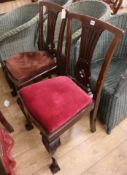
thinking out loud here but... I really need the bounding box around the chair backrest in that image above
[39,1,67,60]
[65,12,123,105]
[103,0,123,14]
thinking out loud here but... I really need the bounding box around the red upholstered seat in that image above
[5,51,56,83]
[19,76,92,134]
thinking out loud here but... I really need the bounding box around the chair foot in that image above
[107,127,112,135]
[41,134,61,172]
[11,89,17,97]
[90,124,96,132]
[0,111,14,133]
[17,98,21,106]
[90,110,96,133]
[49,157,60,174]
[25,123,34,131]
[17,98,33,131]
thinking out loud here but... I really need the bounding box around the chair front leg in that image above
[0,111,14,133]
[4,70,17,96]
[90,109,97,133]
[41,133,61,173]
[17,98,33,130]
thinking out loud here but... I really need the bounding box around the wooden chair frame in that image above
[0,111,14,133]
[3,2,67,96]
[103,0,123,14]
[18,11,123,174]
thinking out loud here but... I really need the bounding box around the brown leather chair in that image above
[3,2,67,96]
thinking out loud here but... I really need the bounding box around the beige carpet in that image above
[0,0,31,14]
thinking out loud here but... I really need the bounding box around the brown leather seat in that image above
[3,2,67,96]
[5,51,56,83]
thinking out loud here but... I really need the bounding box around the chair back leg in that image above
[0,111,14,133]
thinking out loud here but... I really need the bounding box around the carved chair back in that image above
[103,0,123,14]
[65,12,124,111]
[39,2,67,62]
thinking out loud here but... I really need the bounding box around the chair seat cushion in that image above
[19,76,92,134]
[5,51,55,83]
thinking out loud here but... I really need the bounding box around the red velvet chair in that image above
[3,2,67,96]
[18,12,123,173]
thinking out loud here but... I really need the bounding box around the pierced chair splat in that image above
[18,12,123,173]
[3,2,67,96]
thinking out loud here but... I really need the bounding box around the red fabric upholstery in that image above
[0,128,16,175]
[19,76,92,134]
[5,51,55,83]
